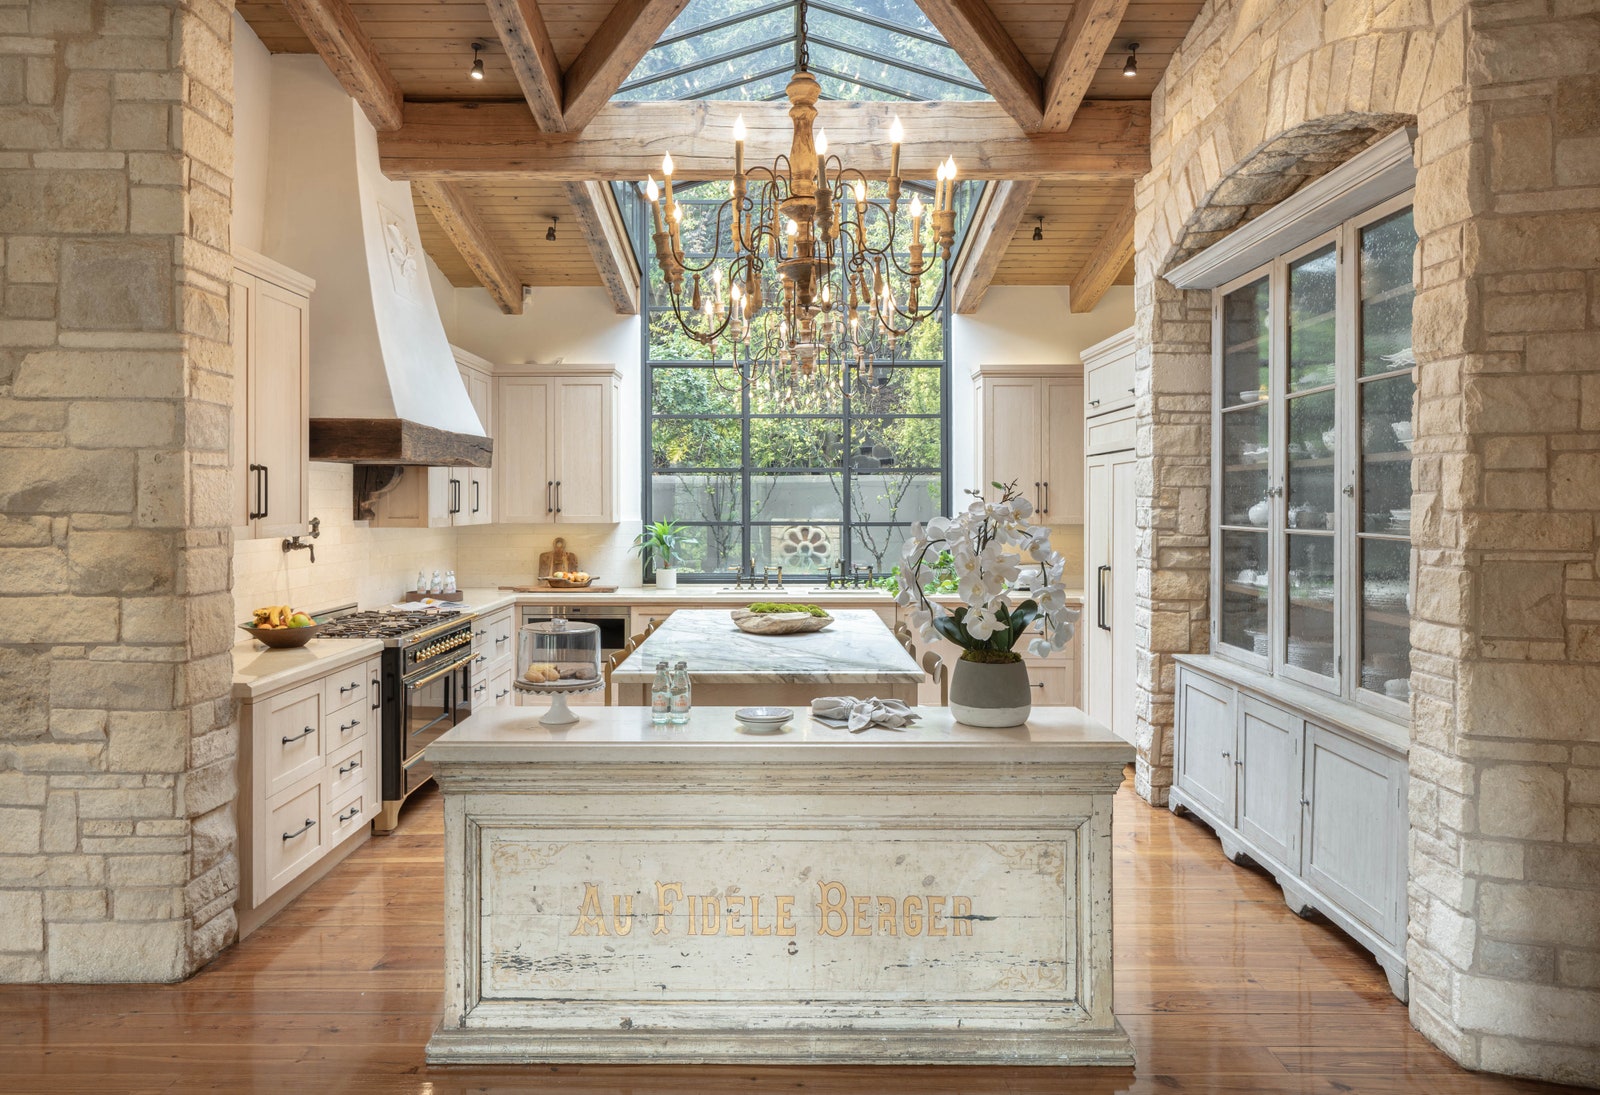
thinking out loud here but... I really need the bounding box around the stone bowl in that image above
[240,623,320,649]
[730,609,833,635]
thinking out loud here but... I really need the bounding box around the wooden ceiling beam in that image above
[380,100,1150,182]
[1070,195,1135,313]
[413,181,526,315]
[561,0,693,132]
[912,0,1044,132]
[277,0,403,131]
[952,179,1039,314]
[1042,0,1131,132]
[563,181,642,315]
[486,0,566,131]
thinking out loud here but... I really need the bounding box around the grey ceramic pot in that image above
[948,656,1032,727]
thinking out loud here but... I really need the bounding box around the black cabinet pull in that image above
[338,759,361,776]
[282,817,315,841]
[281,725,314,745]
[471,479,480,514]
[248,464,266,520]
[337,805,360,823]
[555,480,562,513]
[339,682,357,694]
[1097,565,1111,631]
[1041,480,1049,514]
[260,464,269,520]
[495,689,509,700]
[371,677,380,709]
[546,480,554,513]
[339,718,360,733]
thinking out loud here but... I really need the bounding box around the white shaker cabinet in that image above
[495,366,621,524]
[973,364,1084,524]
[369,347,496,529]
[231,248,313,540]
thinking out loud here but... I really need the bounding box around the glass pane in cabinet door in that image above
[1287,389,1336,529]
[1220,530,1269,656]
[1221,405,1270,526]
[1360,371,1416,534]
[1284,532,1336,679]
[1360,536,1412,701]
[1221,276,1270,405]
[1360,207,1418,377]
[1288,244,1338,391]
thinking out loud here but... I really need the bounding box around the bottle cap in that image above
[674,661,688,669]
[657,660,669,670]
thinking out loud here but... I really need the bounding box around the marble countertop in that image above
[450,586,894,616]
[428,704,1134,766]
[612,608,924,685]
[232,636,383,701]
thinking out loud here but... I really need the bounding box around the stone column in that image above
[1403,4,1600,1084]
[0,0,237,980]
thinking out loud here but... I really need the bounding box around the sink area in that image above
[708,586,891,598]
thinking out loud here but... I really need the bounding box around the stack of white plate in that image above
[734,707,793,734]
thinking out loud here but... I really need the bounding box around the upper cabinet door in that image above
[494,377,554,523]
[1040,377,1084,524]
[247,276,310,539]
[465,368,493,524]
[983,377,1042,504]
[231,273,254,533]
[551,378,613,523]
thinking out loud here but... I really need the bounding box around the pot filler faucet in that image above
[283,517,321,563]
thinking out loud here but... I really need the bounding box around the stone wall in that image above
[0,0,238,980]
[1135,0,1600,1083]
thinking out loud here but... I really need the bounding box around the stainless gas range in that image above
[319,607,477,832]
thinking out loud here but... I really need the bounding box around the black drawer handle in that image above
[281,725,314,745]
[338,805,360,823]
[282,818,315,841]
[339,682,358,694]
[339,718,360,732]
[495,634,509,644]
[338,759,361,776]
[495,689,510,700]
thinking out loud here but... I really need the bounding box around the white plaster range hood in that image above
[261,56,490,467]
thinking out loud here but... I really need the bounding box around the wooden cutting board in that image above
[537,537,577,579]
[499,584,620,594]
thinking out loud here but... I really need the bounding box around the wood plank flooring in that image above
[0,775,1583,1094]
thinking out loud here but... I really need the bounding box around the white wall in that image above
[231,13,271,253]
[452,286,646,588]
[949,284,1135,586]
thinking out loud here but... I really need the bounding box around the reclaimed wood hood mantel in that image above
[309,417,493,467]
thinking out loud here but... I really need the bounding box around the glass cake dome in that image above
[516,618,603,725]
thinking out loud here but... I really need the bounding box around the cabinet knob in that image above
[1300,798,1311,807]
[1220,750,1230,759]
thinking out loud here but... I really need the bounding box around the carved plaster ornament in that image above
[379,201,419,297]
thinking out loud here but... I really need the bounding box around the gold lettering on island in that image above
[571,881,977,938]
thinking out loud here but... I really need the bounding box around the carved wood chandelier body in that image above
[645,0,957,394]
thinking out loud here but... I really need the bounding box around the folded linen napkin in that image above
[811,696,922,733]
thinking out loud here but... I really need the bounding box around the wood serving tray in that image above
[499,584,620,594]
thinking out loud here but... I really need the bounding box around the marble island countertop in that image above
[429,704,1133,765]
[611,608,923,685]
[450,585,894,616]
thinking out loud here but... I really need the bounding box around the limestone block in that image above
[1480,881,1600,949]
[43,888,105,923]
[58,238,173,332]
[0,805,42,855]
[1479,1034,1600,1089]
[0,595,117,644]
[106,711,187,773]
[13,347,182,401]
[0,890,42,952]
[1458,974,1600,1048]
[179,756,233,818]
[40,793,76,854]
[113,887,183,921]
[68,528,176,595]
[66,401,177,449]
[0,170,125,234]
[189,905,235,968]
[48,656,174,712]
[47,918,185,982]
[1559,951,1600,991]
[189,804,233,874]
[1479,560,1565,640]
[135,448,185,528]
[0,546,65,593]
[105,854,186,889]
[1551,453,1600,510]
[75,787,172,821]
[183,855,236,916]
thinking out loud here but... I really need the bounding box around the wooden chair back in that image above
[921,649,948,706]
[603,649,628,707]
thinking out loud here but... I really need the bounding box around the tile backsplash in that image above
[231,463,457,621]
[454,524,642,591]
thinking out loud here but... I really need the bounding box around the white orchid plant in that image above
[896,482,1079,663]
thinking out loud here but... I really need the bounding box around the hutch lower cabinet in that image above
[1171,655,1408,1000]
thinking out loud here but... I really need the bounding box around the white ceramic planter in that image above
[949,657,1032,727]
[655,568,678,590]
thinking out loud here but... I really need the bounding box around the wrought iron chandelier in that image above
[645,0,958,395]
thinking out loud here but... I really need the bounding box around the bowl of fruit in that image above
[241,605,319,648]
[546,570,596,588]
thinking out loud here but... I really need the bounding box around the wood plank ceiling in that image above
[237,0,1202,315]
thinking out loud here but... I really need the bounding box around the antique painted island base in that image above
[424,704,1136,1066]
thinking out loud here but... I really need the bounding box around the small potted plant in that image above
[896,481,1078,726]
[632,520,697,590]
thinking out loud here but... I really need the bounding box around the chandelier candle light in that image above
[897,483,1079,727]
[644,0,958,394]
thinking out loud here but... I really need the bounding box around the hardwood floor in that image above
[0,776,1582,1094]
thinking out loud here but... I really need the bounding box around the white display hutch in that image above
[1163,129,1418,999]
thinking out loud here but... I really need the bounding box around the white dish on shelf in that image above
[1236,390,1262,405]
[734,706,793,731]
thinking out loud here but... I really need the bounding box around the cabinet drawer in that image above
[1086,352,1135,413]
[327,738,370,802]
[328,787,368,845]
[1086,407,1136,455]
[489,664,515,706]
[260,776,325,898]
[324,664,369,716]
[473,608,515,658]
[326,703,369,755]
[1028,662,1076,706]
[258,681,323,798]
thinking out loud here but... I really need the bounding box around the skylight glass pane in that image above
[617,0,991,103]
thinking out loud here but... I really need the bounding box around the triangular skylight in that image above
[615,0,990,102]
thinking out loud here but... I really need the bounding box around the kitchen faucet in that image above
[283,517,321,563]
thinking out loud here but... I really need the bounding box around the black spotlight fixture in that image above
[1032,216,1044,242]
[1123,42,1138,77]
[546,217,558,242]
[470,42,484,80]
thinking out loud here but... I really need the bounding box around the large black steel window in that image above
[634,180,953,582]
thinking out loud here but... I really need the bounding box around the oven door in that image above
[400,651,472,798]
[521,605,630,663]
